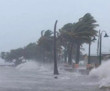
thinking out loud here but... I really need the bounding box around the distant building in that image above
[102,52,110,60]
[84,52,110,65]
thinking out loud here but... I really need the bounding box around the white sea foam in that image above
[89,60,110,88]
[16,61,50,72]
[0,58,14,65]
[16,61,39,71]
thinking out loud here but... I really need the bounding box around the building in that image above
[84,52,110,68]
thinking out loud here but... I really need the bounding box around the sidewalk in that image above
[63,65,89,75]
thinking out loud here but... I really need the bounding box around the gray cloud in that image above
[0,0,110,54]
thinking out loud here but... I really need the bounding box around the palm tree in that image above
[59,13,98,66]
[37,30,54,62]
[59,23,77,64]
[74,13,98,65]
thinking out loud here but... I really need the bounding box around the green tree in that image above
[37,30,54,62]
[59,13,98,65]
[23,43,38,60]
[1,52,6,59]
[74,13,98,64]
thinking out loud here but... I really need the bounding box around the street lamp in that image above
[87,30,109,69]
[98,30,109,65]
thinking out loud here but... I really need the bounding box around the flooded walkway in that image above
[0,66,103,91]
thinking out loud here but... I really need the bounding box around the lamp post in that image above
[98,30,109,65]
[87,30,108,69]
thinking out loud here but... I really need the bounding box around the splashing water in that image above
[16,60,83,81]
[89,60,110,88]
[16,61,50,72]
[0,58,14,66]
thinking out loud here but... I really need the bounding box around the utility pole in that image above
[53,20,59,75]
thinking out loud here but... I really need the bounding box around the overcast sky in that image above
[0,0,110,54]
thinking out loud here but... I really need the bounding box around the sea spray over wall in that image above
[16,60,82,78]
[89,60,110,88]
[0,58,14,65]
[16,60,50,72]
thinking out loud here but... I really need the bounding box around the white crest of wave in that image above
[89,60,110,88]
[16,61,49,72]
[0,58,14,65]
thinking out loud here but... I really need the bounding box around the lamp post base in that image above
[86,64,93,70]
[73,64,79,68]
[95,64,100,68]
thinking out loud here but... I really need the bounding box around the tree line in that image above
[0,13,98,65]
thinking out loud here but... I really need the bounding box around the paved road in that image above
[0,66,104,91]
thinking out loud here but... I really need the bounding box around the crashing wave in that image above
[89,60,110,88]
[16,61,49,72]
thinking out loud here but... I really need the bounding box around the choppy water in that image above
[0,65,103,91]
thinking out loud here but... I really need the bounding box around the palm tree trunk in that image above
[76,41,80,64]
[64,52,67,63]
[68,42,73,65]
[64,46,68,63]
